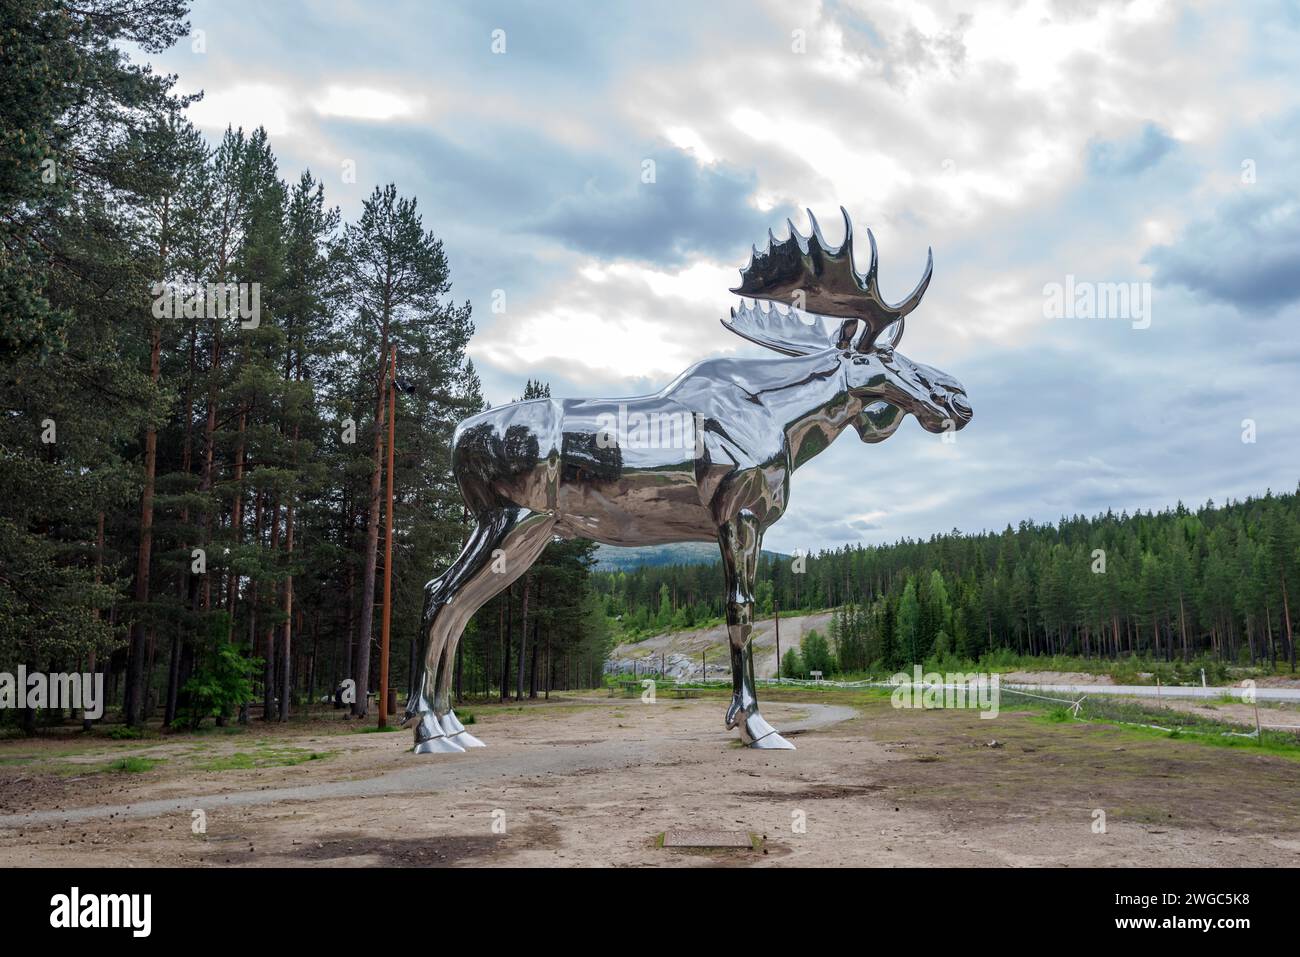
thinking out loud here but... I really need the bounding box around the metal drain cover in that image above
[662,829,753,848]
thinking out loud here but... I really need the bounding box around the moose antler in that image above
[722,302,858,357]
[723,207,932,354]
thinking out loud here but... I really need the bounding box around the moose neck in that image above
[758,352,861,471]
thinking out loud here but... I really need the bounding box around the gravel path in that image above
[0,701,858,829]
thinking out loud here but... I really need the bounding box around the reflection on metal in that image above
[405,208,971,753]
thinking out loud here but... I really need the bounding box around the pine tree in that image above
[342,185,470,715]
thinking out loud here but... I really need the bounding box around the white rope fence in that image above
[996,685,1268,739]
[637,671,1297,741]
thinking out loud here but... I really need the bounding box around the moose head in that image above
[723,207,971,439]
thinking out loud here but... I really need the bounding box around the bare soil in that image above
[1,690,1297,867]
[1146,696,1300,731]
[1002,670,1115,685]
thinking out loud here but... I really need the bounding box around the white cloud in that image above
[149,0,1300,550]
[312,85,423,121]
[186,82,296,135]
[472,258,740,383]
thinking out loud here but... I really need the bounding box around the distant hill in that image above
[593,542,787,571]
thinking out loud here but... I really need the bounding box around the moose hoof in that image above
[749,730,795,750]
[739,711,796,750]
[441,710,486,749]
[411,711,466,755]
[414,736,467,754]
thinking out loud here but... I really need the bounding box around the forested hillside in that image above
[0,1,609,732]
[595,491,1300,672]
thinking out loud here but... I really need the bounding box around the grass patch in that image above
[195,747,336,771]
[1008,688,1300,760]
[104,756,165,773]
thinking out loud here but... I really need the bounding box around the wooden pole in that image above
[774,597,781,681]
[378,346,397,728]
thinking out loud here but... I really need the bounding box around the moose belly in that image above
[553,398,715,545]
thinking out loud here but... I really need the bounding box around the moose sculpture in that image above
[404,208,971,752]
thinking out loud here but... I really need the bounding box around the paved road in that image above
[1004,682,1300,702]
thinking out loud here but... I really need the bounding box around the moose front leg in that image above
[718,511,795,750]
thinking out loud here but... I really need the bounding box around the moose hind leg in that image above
[718,511,794,750]
[411,507,556,753]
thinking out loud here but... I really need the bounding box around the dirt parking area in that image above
[1,690,1298,867]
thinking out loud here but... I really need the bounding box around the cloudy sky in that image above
[148,0,1300,554]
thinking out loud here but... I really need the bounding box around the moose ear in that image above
[835,319,859,350]
[862,318,903,353]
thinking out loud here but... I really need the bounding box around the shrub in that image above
[175,642,262,730]
[801,630,834,675]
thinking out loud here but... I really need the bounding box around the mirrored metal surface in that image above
[405,209,971,754]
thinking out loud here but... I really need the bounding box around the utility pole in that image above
[774,597,781,681]
[378,346,397,729]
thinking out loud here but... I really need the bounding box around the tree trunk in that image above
[1178,593,1188,661]
[280,491,295,721]
[353,338,389,717]
[1266,601,1275,668]
[225,405,248,637]
[343,555,356,697]
[125,321,163,726]
[262,495,279,720]
[529,619,539,699]
[516,576,530,700]
[85,512,104,731]
[500,588,512,701]
[198,321,222,613]
[1281,576,1296,672]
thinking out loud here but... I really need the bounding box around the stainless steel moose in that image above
[404,208,972,752]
